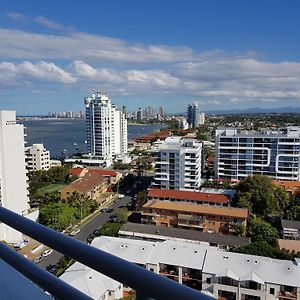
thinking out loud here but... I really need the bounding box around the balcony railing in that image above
[0,206,213,300]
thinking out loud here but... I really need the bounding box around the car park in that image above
[42,249,53,257]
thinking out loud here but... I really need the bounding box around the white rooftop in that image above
[203,249,300,287]
[92,236,219,270]
[60,261,121,299]
[93,236,300,288]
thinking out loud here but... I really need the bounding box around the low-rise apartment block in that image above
[60,173,108,201]
[25,143,50,171]
[119,222,251,250]
[148,188,230,206]
[93,236,300,300]
[153,136,203,191]
[141,200,248,234]
[215,127,300,181]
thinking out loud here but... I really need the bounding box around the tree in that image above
[236,175,291,217]
[135,191,148,210]
[117,209,130,224]
[39,202,76,231]
[286,205,300,221]
[247,217,279,244]
[99,223,122,237]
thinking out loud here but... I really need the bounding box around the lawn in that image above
[36,183,66,196]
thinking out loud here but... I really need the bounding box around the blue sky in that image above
[1,0,300,114]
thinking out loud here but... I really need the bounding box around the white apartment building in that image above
[25,144,50,171]
[93,236,300,300]
[153,136,202,191]
[215,127,300,181]
[0,111,30,243]
[84,91,127,167]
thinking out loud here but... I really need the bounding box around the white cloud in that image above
[34,16,65,30]
[0,61,76,85]
[1,21,300,109]
[0,28,194,63]
[6,12,27,22]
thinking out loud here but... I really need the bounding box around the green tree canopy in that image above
[236,175,291,217]
[39,202,76,231]
[247,217,279,244]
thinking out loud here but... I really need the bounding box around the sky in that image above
[1,0,300,115]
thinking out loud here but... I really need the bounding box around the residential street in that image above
[38,174,152,269]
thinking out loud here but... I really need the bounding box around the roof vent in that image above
[89,276,92,279]
[194,250,198,254]
[287,267,291,271]
[141,247,145,251]
[246,259,250,263]
[173,247,176,250]
[254,260,258,264]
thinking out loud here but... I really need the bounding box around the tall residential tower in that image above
[0,111,30,243]
[187,103,201,128]
[84,91,127,166]
[153,136,203,191]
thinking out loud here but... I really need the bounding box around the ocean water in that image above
[19,119,164,158]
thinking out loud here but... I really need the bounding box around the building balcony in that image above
[278,291,297,299]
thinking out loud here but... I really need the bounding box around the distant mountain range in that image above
[201,106,300,115]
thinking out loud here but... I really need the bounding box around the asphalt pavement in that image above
[38,174,153,270]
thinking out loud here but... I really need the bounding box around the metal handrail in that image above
[0,206,214,300]
[0,241,92,300]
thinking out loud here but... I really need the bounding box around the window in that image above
[270,288,275,295]
[207,277,211,284]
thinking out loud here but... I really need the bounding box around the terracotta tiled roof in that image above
[70,168,86,176]
[277,239,300,252]
[273,180,300,189]
[142,200,249,219]
[88,168,118,177]
[148,188,229,204]
[66,173,106,194]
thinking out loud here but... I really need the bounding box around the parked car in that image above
[69,228,81,236]
[108,215,118,222]
[34,256,44,264]
[106,208,114,213]
[118,194,125,199]
[42,249,53,257]
[100,208,108,213]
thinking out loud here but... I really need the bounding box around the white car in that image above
[69,228,81,236]
[118,194,125,199]
[42,249,53,257]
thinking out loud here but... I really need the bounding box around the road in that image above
[39,174,153,270]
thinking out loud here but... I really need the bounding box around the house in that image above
[276,239,300,253]
[281,219,300,240]
[70,167,122,184]
[147,188,230,207]
[274,180,300,197]
[141,200,248,235]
